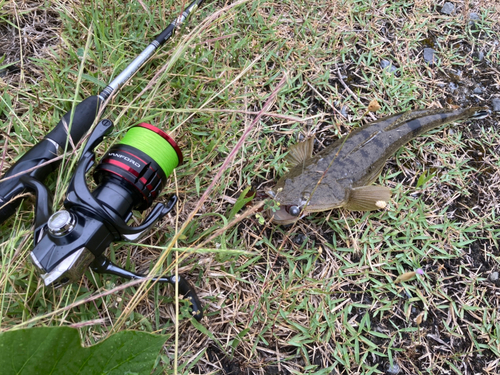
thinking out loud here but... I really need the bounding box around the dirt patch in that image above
[0,1,62,85]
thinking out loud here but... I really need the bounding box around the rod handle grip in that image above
[46,95,102,148]
[0,95,102,224]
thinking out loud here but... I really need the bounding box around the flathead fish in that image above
[267,107,490,224]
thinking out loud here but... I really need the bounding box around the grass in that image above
[1,0,500,374]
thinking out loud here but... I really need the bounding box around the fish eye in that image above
[288,205,301,217]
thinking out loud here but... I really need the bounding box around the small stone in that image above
[380,60,391,69]
[473,86,483,94]
[468,13,481,27]
[490,271,499,282]
[491,98,500,112]
[385,363,401,375]
[380,59,398,74]
[293,233,307,245]
[440,2,455,15]
[423,48,435,64]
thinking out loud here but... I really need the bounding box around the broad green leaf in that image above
[0,327,167,375]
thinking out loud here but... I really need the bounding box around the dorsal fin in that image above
[285,138,314,167]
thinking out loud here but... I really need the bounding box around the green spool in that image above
[119,123,182,177]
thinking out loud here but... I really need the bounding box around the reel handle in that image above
[91,255,203,321]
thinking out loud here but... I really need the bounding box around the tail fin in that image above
[470,108,490,120]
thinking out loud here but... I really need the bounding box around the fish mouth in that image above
[265,190,301,224]
[267,206,305,225]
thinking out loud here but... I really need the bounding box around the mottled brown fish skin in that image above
[268,107,489,224]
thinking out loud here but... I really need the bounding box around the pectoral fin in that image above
[286,138,314,167]
[344,185,392,211]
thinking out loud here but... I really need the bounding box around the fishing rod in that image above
[0,0,205,320]
[0,0,203,222]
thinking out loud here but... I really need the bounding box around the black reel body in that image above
[28,120,202,320]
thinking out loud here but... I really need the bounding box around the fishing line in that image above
[119,123,182,177]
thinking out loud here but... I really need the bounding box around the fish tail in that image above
[406,106,490,135]
[469,108,490,119]
[437,106,490,123]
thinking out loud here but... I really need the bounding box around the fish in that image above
[267,107,490,225]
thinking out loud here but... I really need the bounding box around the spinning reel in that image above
[26,120,202,320]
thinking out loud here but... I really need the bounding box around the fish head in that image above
[266,175,348,225]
